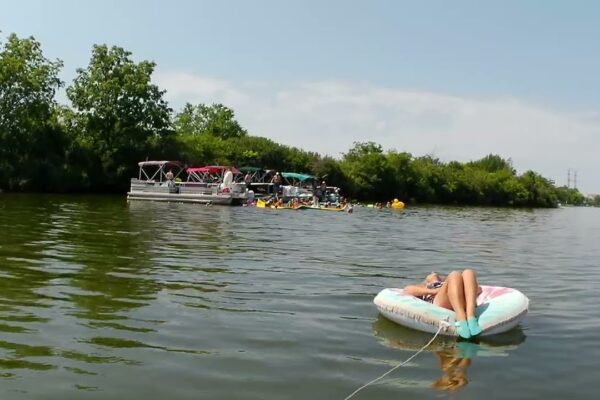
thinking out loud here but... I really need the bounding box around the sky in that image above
[2,0,599,193]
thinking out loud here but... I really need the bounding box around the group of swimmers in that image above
[371,199,406,209]
[263,197,309,208]
[261,196,350,209]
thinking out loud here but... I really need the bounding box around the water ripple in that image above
[1,195,599,399]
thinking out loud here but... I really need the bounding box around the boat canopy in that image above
[239,166,262,173]
[138,160,184,168]
[281,172,316,182]
[239,167,275,183]
[136,161,185,182]
[208,165,241,175]
[186,165,243,183]
[187,166,241,175]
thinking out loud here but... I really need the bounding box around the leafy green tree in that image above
[223,135,289,169]
[555,186,585,205]
[174,103,246,139]
[468,154,515,174]
[66,44,172,191]
[173,133,227,166]
[312,156,352,195]
[404,155,444,203]
[518,171,558,207]
[386,151,413,199]
[342,142,396,200]
[0,33,64,190]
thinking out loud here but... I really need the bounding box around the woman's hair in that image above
[424,272,444,285]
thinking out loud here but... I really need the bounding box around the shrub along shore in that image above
[1,33,591,207]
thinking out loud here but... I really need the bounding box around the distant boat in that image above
[127,161,249,205]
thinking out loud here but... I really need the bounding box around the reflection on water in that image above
[432,347,471,391]
[0,197,244,389]
[372,315,526,391]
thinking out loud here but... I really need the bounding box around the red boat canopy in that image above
[187,166,241,175]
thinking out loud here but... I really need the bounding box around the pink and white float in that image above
[374,286,529,337]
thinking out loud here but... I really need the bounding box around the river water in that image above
[0,194,598,399]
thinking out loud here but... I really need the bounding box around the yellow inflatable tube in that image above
[391,199,405,209]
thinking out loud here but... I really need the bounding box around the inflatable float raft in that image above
[374,285,528,337]
[391,199,405,209]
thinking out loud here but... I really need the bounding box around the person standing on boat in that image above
[165,169,174,187]
[312,178,321,207]
[320,180,327,202]
[272,172,283,196]
[223,168,234,193]
[244,172,253,191]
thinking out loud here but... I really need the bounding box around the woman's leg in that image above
[434,271,471,339]
[462,269,482,336]
[433,271,467,321]
[461,269,478,319]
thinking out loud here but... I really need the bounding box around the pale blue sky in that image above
[2,0,599,192]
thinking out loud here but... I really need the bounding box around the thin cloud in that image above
[155,71,600,193]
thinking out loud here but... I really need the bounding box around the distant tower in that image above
[567,169,571,188]
[574,170,578,189]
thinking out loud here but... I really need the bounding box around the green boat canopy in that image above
[281,172,316,182]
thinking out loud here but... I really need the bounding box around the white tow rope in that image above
[343,322,447,400]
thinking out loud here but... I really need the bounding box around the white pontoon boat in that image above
[127,161,247,205]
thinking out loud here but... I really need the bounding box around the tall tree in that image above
[67,44,172,190]
[342,142,396,199]
[0,33,64,190]
[174,103,247,139]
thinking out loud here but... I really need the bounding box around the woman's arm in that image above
[403,284,439,297]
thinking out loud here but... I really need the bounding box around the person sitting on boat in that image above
[403,269,483,339]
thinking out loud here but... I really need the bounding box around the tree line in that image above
[0,32,590,207]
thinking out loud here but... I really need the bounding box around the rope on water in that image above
[343,322,447,400]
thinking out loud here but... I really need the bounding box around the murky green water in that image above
[0,194,598,399]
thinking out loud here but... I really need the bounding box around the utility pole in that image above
[574,170,578,190]
[567,169,571,188]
